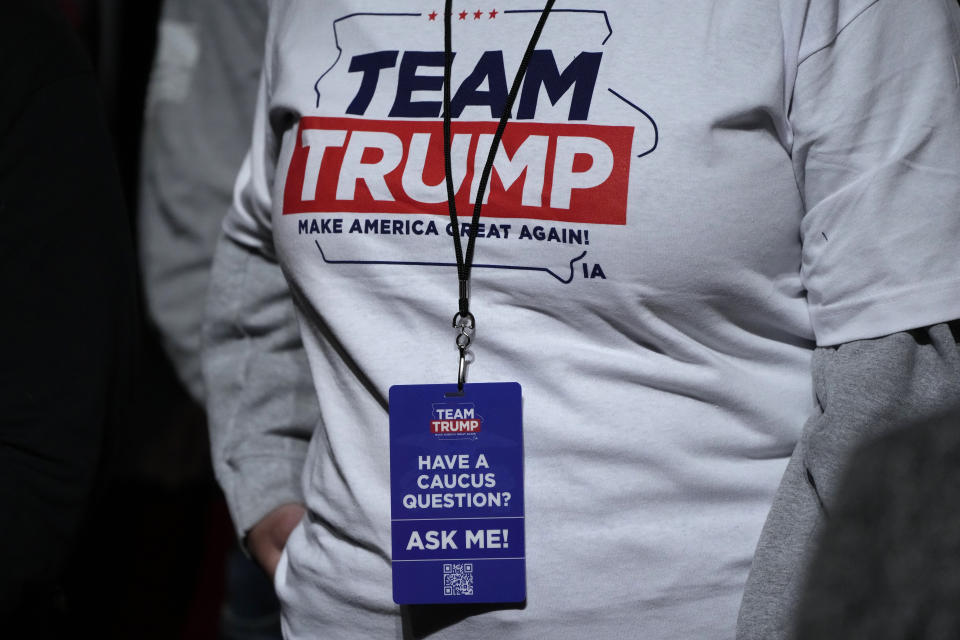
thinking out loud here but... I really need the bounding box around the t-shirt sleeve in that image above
[791,0,960,346]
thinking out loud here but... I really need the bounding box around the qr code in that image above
[443,563,474,596]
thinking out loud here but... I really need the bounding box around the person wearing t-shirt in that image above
[203,1,960,637]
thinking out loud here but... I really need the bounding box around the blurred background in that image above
[48,1,262,637]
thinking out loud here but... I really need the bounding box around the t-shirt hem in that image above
[810,278,960,346]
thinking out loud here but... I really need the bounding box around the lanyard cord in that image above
[444,0,555,387]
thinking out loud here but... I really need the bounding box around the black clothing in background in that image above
[0,1,137,628]
[795,406,960,640]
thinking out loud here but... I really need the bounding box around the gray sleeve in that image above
[202,231,320,541]
[736,321,960,640]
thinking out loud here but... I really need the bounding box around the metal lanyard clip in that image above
[452,311,475,391]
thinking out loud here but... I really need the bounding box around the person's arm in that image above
[737,322,960,639]
[738,0,960,636]
[204,227,315,574]
[202,7,317,575]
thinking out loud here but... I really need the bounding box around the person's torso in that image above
[266,2,816,637]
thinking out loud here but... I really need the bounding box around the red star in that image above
[473,9,483,19]
[458,10,468,20]
[489,9,498,19]
[428,10,437,20]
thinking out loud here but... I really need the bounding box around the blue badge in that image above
[389,382,524,604]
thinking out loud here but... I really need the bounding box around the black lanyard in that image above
[443,0,555,389]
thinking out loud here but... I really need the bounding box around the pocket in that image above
[274,508,309,594]
[274,542,290,594]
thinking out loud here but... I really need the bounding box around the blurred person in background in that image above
[138,0,285,638]
[3,0,267,637]
[794,404,960,640]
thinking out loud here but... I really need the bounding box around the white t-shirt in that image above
[219,1,960,637]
